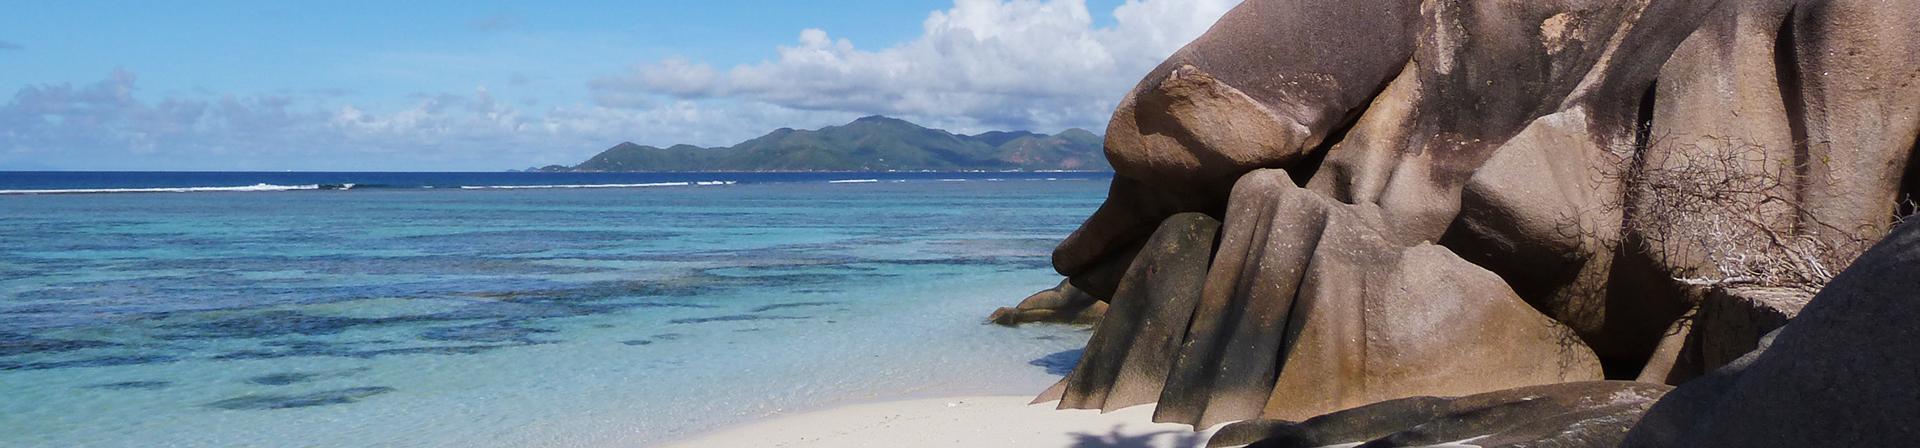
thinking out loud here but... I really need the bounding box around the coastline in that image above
[652,396,1220,448]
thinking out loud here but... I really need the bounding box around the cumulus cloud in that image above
[2,1,1240,170]
[592,0,1240,132]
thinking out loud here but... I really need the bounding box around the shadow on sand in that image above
[1030,348,1084,376]
[1069,424,1205,448]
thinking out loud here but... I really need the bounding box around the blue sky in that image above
[0,0,1238,171]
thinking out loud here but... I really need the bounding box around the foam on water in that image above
[458,182,716,190]
[0,183,325,195]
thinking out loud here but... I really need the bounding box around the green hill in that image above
[559,116,1109,172]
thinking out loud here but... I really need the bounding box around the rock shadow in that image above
[1031,349,1085,376]
[1069,425,1204,448]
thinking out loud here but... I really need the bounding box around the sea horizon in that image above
[0,171,1114,195]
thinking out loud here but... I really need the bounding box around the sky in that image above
[0,0,1241,171]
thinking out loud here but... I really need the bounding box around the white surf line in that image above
[0,183,323,195]
[458,182,692,190]
[458,180,741,190]
[827,179,880,184]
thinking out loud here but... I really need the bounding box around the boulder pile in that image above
[995,0,1920,445]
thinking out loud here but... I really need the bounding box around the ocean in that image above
[0,171,1107,447]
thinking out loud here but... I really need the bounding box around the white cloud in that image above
[593,0,1240,132]
[0,71,859,170]
[1,1,1239,170]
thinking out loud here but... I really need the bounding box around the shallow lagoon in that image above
[0,174,1105,446]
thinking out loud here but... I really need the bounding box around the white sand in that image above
[655,396,1222,448]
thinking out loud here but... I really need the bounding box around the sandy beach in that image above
[657,396,1222,448]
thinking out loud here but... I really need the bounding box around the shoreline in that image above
[651,396,1220,448]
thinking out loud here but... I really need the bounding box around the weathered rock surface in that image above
[1622,221,1920,447]
[1053,177,1204,301]
[1025,0,1920,440]
[1693,287,1809,372]
[1632,314,1701,385]
[1152,171,1600,427]
[988,279,1107,326]
[1058,213,1219,412]
[1210,381,1672,448]
[1102,0,1420,194]
[1634,286,1811,385]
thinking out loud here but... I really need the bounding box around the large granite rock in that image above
[1023,0,1920,439]
[1211,381,1671,448]
[1052,177,1205,301]
[988,279,1107,326]
[1101,0,1420,195]
[1153,171,1600,428]
[1693,287,1809,372]
[1634,286,1811,385]
[1049,0,1919,378]
[1621,221,1920,447]
[1056,213,1220,412]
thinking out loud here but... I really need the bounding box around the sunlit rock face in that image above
[988,279,1107,326]
[1044,0,1920,435]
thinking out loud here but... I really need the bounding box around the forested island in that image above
[536,116,1107,172]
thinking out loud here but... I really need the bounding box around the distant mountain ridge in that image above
[546,116,1109,172]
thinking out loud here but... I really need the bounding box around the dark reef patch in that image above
[162,299,629,342]
[172,311,377,339]
[395,229,685,255]
[635,302,717,309]
[246,367,370,386]
[419,320,555,344]
[204,386,397,410]
[247,372,321,386]
[668,315,810,325]
[750,302,842,313]
[0,354,179,371]
[0,332,117,357]
[81,380,173,390]
[215,342,534,361]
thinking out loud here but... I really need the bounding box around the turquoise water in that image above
[0,175,1104,447]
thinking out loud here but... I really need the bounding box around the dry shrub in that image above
[1608,136,1907,293]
